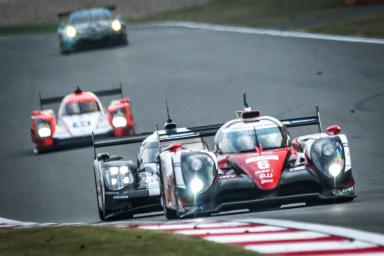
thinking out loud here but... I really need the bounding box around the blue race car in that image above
[57,6,128,54]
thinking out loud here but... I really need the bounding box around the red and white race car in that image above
[31,86,134,153]
[158,96,356,219]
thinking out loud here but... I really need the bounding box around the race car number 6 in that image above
[257,160,270,169]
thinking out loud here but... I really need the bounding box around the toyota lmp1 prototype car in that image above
[57,6,128,54]
[31,86,134,154]
[158,97,356,219]
[92,114,215,220]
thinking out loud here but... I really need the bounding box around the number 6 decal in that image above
[257,160,270,169]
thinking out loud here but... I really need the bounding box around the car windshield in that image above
[218,126,284,154]
[141,147,159,164]
[70,9,111,24]
[64,100,100,115]
[160,138,206,151]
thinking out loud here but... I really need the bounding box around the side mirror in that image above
[326,125,341,135]
[218,156,229,170]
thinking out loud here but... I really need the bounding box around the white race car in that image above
[31,86,134,153]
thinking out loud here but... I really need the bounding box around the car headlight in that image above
[190,177,204,194]
[111,19,122,31]
[37,126,51,138]
[311,138,345,178]
[36,120,52,138]
[112,115,127,128]
[181,152,216,195]
[103,165,133,190]
[329,163,342,177]
[65,25,77,38]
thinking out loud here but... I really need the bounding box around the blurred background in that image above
[1,0,384,38]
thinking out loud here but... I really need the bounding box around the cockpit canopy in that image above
[216,118,287,154]
[70,8,112,24]
[63,100,100,115]
[60,93,101,116]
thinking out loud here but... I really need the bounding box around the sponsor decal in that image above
[245,155,279,164]
[146,176,159,184]
[113,195,129,199]
[72,120,91,128]
[261,179,273,184]
[257,160,270,169]
[219,175,237,179]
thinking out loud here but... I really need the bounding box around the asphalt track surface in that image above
[0,25,383,233]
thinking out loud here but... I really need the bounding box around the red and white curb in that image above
[135,219,384,256]
[2,217,384,255]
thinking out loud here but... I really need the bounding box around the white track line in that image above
[132,21,384,45]
[240,218,384,246]
[204,230,328,243]
[175,225,285,235]
[138,221,247,230]
[246,240,375,254]
[321,253,384,256]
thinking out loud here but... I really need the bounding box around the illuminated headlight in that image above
[65,25,77,38]
[329,163,342,177]
[110,166,119,176]
[190,177,204,194]
[190,158,203,171]
[38,126,51,138]
[122,176,130,184]
[111,19,122,31]
[103,165,133,190]
[181,152,216,195]
[112,116,127,128]
[311,138,345,178]
[322,143,335,156]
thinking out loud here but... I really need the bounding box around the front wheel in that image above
[164,206,178,220]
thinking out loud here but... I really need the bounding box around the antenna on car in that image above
[75,86,82,94]
[119,82,123,98]
[243,93,249,108]
[315,104,323,133]
[91,132,96,159]
[38,93,43,110]
[164,98,176,131]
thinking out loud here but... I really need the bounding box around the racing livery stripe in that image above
[2,217,384,255]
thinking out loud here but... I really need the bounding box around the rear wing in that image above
[92,105,323,157]
[92,124,222,158]
[57,5,116,19]
[39,85,124,110]
[280,105,322,133]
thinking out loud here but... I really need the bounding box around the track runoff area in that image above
[2,217,384,255]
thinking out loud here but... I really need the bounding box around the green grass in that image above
[0,24,56,35]
[304,12,384,37]
[0,226,261,256]
[128,0,346,28]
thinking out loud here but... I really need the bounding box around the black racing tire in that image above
[98,208,107,221]
[60,47,71,55]
[164,207,178,220]
[159,158,179,220]
[120,34,128,46]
